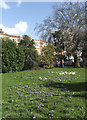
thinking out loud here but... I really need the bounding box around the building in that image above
[32,38,49,55]
[0,29,22,44]
[0,29,49,55]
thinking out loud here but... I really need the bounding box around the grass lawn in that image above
[1,68,87,119]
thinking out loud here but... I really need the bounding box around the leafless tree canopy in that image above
[35,2,86,56]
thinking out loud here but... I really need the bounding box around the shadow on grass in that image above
[44,81,87,99]
[45,81,87,92]
[72,93,87,98]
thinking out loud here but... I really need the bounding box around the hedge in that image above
[2,39,25,73]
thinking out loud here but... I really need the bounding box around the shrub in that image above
[19,35,41,70]
[2,39,25,73]
[23,58,34,70]
[41,43,56,68]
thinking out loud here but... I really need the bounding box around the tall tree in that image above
[41,43,56,68]
[2,39,25,73]
[35,2,86,56]
[19,35,39,70]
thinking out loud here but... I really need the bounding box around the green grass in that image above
[2,68,87,119]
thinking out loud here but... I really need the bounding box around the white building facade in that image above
[0,29,22,44]
[0,29,49,55]
[33,39,48,55]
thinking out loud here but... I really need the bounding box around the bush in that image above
[43,64,54,69]
[33,61,38,67]
[19,35,41,70]
[41,43,56,68]
[30,61,39,70]
[2,39,25,73]
[23,58,34,70]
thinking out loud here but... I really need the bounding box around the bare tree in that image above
[35,2,86,56]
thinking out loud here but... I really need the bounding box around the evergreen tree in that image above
[19,35,40,70]
[2,39,25,73]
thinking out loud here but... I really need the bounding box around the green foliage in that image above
[2,39,25,73]
[41,43,56,68]
[31,61,43,70]
[19,35,40,70]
